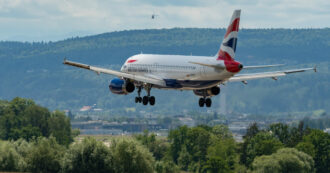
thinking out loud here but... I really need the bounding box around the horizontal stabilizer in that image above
[243,64,284,69]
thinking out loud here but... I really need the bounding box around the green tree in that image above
[186,127,211,164]
[111,138,155,173]
[63,137,113,173]
[300,129,330,173]
[155,160,179,173]
[135,130,169,161]
[240,131,283,167]
[0,140,25,172]
[48,110,73,146]
[240,123,260,166]
[211,124,232,140]
[252,148,314,173]
[207,138,237,171]
[269,123,290,146]
[25,137,65,173]
[203,156,229,173]
[296,142,316,158]
[168,126,189,163]
[0,98,74,146]
[177,145,190,171]
[243,122,260,140]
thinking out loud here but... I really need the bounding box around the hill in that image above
[0,28,329,114]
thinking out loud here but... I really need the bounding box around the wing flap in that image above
[63,59,166,87]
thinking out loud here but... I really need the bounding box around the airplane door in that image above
[200,66,206,77]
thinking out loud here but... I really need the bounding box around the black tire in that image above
[126,82,135,93]
[205,98,212,107]
[149,96,155,106]
[211,86,220,95]
[142,96,149,105]
[199,98,205,107]
[138,97,142,103]
[135,97,139,103]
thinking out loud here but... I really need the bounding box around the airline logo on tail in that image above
[217,10,241,61]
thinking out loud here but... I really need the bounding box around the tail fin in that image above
[217,9,241,61]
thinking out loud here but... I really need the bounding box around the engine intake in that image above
[193,86,220,97]
[109,78,135,95]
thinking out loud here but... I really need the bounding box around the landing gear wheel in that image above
[205,98,212,107]
[149,96,155,106]
[135,97,142,103]
[142,96,149,105]
[199,98,205,107]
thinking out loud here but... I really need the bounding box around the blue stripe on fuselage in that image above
[162,79,220,89]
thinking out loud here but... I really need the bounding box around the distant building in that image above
[179,117,195,127]
[80,106,92,112]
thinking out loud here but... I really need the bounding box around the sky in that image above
[0,0,329,42]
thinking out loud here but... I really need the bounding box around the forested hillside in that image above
[0,28,329,113]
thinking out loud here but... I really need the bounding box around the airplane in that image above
[151,14,157,19]
[64,9,316,107]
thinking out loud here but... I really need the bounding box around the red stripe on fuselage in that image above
[224,18,240,38]
[127,59,137,63]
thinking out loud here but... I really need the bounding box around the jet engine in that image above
[109,78,135,95]
[193,86,220,97]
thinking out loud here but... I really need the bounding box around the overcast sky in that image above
[1,0,329,42]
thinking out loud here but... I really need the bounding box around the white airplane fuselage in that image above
[120,54,239,90]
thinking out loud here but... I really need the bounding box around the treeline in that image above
[1,123,328,173]
[1,28,330,63]
[136,123,329,173]
[0,137,156,173]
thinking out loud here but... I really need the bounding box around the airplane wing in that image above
[229,67,316,82]
[63,59,166,86]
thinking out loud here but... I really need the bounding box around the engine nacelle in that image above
[109,78,135,95]
[193,86,220,97]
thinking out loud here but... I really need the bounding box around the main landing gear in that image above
[135,85,156,106]
[199,97,212,107]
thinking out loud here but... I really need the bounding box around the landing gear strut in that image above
[135,86,142,103]
[135,84,156,106]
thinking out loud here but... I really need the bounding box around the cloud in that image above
[0,0,329,41]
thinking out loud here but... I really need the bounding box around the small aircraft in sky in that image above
[151,13,158,19]
[64,10,316,107]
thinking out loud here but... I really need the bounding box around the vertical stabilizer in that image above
[217,10,241,61]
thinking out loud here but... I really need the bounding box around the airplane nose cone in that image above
[224,60,243,73]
